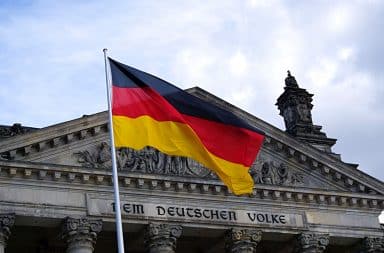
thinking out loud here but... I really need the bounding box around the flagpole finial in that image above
[103,48,108,53]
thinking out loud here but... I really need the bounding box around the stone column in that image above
[144,223,182,253]
[61,217,102,253]
[295,232,329,253]
[0,214,15,253]
[360,237,384,253]
[225,228,262,253]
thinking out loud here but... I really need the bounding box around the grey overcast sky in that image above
[0,0,383,183]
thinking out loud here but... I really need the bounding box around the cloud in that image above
[0,0,383,183]
[228,51,249,77]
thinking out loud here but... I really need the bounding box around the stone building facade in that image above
[0,73,383,252]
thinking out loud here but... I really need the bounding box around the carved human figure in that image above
[297,104,312,122]
[225,228,262,253]
[143,147,159,173]
[124,148,146,172]
[277,163,289,183]
[261,162,274,184]
[251,159,304,187]
[285,71,299,88]
[96,142,111,164]
[144,223,182,253]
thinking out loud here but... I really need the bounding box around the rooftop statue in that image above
[285,70,299,88]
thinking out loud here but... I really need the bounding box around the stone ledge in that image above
[1,127,381,198]
[0,112,382,197]
[1,124,109,161]
[263,135,383,196]
[0,160,383,210]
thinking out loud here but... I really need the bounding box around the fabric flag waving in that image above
[109,58,265,195]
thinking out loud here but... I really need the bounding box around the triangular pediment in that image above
[0,88,383,196]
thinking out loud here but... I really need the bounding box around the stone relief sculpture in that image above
[74,142,112,169]
[74,144,216,178]
[116,146,217,178]
[74,143,305,186]
[249,158,305,186]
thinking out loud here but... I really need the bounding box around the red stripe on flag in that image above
[112,86,264,166]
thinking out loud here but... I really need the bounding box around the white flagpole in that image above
[103,48,125,253]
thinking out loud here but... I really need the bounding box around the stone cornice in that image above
[0,112,108,154]
[0,160,383,211]
[0,89,383,197]
[261,137,384,195]
[0,118,382,197]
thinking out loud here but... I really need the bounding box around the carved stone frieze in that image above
[295,232,329,253]
[144,223,182,253]
[250,157,305,186]
[225,228,262,253]
[360,237,384,253]
[61,217,102,253]
[74,143,216,179]
[74,142,112,169]
[0,213,15,247]
[74,143,307,187]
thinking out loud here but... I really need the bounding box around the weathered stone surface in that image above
[144,223,182,253]
[0,213,15,251]
[75,144,216,178]
[250,158,305,186]
[86,195,305,228]
[295,232,329,253]
[73,143,345,191]
[305,211,382,229]
[276,71,336,153]
[61,217,102,253]
[0,123,37,140]
[360,237,384,253]
[225,228,262,253]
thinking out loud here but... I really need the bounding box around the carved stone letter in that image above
[144,223,182,253]
[61,217,102,253]
[225,228,262,253]
[295,232,329,253]
[0,213,15,253]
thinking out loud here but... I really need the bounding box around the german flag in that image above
[109,58,264,195]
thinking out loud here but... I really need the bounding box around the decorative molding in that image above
[144,223,182,253]
[295,232,329,253]
[74,143,307,188]
[261,136,381,195]
[61,217,102,252]
[1,119,382,196]
[225,228,262,253]
[70,139,383,196]
[0,213,15,247]
[0,123,108,161]
[0,160,383,209]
